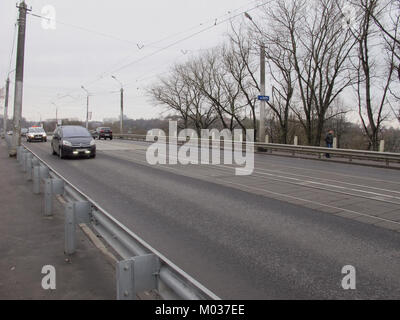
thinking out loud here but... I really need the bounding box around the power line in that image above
[28,1,269,106]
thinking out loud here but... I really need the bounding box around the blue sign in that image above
[258,95,270,102]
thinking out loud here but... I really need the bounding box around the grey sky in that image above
[1,0,259,122]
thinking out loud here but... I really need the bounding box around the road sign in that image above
[258,95,270,102]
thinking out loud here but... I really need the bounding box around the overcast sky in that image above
[0,0,260,122]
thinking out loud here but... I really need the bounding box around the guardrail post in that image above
[33,165,40,194]
[44,179,53,216]
[43,178,64,216]
[333,137,337,149]
[25,153,33,181]
[20,151,27,171]
[65,202,76,255]
[294,136,298,146]
[17,146,23,164]
[39,165,49,181]
[117,254,160,300]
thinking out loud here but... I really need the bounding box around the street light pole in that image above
[260,45,266,143]
[111,75,124,134]
[81,86,89,129]
[245,12,266,143]
[52,102,58,126]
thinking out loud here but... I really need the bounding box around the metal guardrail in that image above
[114,134,400,167]
[3,135,219,300]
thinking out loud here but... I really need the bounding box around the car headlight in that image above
[90,139,95,146]
[28,134,34,138]
[63,140,72,147]
[43,133,47,137]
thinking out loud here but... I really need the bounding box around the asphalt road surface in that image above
[23,139,400,299]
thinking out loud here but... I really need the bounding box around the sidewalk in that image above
[0,141,115,299]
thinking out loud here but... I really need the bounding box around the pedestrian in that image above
[325,130,334,158]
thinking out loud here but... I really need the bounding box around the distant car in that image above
[7,131,13,135]
[26,127,47,142]
[95,127,113,140]
[51,125,96,159]
[21,128,28,137]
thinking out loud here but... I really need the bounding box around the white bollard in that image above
[379,140,385,153]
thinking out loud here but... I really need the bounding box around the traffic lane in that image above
[109,138,400,185]
[25,141,400,299]
[100,139,400,194]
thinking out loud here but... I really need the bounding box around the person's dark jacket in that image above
[325,133,334,145]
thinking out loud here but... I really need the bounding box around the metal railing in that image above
[114,133,400,167]
[3,135,219,300]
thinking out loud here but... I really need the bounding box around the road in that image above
[24,139,400,299]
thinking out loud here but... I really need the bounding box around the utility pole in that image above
[10,1,30,157]
[3,77,10,136]
[81,86,89,129]
[111,75,124,134]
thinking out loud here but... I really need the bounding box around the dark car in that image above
[26,127,47,142]
[95,127,113,140]
[51,126,96,159]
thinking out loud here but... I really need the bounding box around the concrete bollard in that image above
[379,140,385,153]
[265,135,269,144]
[333,137,337,149]
[294,136,298,146]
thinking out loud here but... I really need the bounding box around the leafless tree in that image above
[350,0,398,150]
[257,0,356,146]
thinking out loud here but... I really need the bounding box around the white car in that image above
[26,127,47,142]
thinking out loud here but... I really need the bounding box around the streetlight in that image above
[245,12,266,144]
[81,85,90,129]
[51,102,58,126]
[111,75,124,134]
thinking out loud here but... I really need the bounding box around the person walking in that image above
[325,130,334,158]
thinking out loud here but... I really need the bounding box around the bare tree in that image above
[148,64,217,133]
[258,0,357,146]
[350,0,398,150]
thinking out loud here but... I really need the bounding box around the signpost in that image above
[258,95,270,102]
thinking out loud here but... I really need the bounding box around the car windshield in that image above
[28,127,44,133]
[62,127,91,138]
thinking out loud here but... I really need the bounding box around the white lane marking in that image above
[252,165,400,195]
[104,150,400,226]
[115,139,400,186]
[118,148,400,204]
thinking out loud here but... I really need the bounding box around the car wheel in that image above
[91,154,96,159]
[59,147,65,159]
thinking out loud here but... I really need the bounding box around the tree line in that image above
[148,0,400,151]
